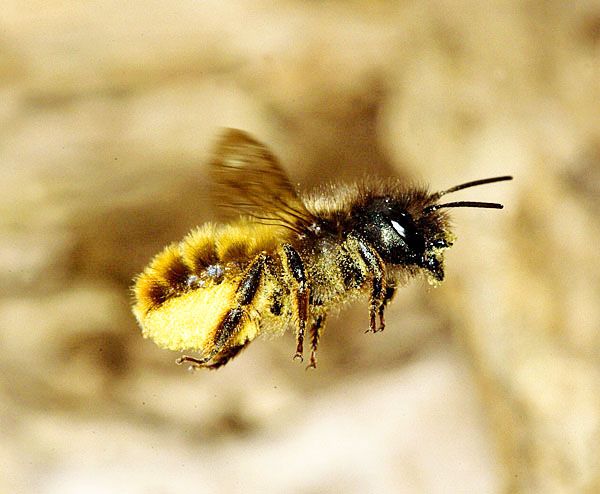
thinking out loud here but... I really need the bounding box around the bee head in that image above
[352,176,512,283]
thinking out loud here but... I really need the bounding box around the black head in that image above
[352,175,512,282]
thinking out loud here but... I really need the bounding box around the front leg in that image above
[350,236,387,333]
[281,244,310,362]
[378,285,396,331]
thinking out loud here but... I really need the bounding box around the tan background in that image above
[2,1,599,493]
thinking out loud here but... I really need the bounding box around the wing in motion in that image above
[210,129,315,235]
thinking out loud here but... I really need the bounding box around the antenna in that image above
[424,175,512,214]
[431,175,513,201]
[424,201,504,213]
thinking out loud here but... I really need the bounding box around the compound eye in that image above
[431,238,449,248]
[391,219,407,240]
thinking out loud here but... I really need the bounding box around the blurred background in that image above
[1,1,599,493]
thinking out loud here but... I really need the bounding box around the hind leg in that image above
[177,252,267,369]
[177,342,249,369]
[205,342,249,369]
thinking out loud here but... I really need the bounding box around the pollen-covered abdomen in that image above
[132,220,285,355]
[138,281,249,352]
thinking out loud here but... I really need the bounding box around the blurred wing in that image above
[210,129,314,234]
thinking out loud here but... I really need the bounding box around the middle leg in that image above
[307,315,326,369]
[281,244,310,362]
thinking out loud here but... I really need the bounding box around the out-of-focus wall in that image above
[1,1,599,493]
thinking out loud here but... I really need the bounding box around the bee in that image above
[132,129,512,369]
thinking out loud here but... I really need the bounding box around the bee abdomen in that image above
[133,221,283,318]
[181,223,220,274]
[134,224,227,315]
[133,244,185,314]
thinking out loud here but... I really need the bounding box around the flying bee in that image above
[132,129,512,369]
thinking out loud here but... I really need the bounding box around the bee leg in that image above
[204,342,249,369]
[178,342,249,370]
[177,252,267,368]
[306,315,326,369]
[352,237,387,333]
[281,244,309,362]
[378,285,396,332]
[176,355,208,369]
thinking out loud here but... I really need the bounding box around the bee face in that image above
[352,196,452,282]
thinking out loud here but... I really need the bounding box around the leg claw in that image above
[176,355,209,370]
